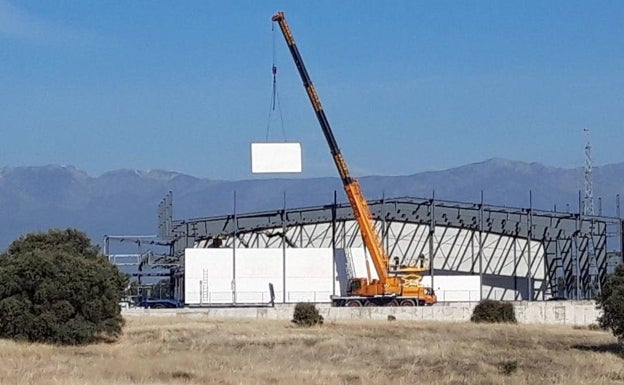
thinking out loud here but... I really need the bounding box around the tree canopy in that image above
[598,263,624,343]
[0,229,127,345]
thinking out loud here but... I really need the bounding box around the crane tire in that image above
[400,299,416,306]
[346,300,362,307]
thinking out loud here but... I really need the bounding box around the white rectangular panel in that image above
[184,248,233,304]
[421,275,481,302]
[235,249,284,303]
[251,142,302,173]
[285,248,334,302]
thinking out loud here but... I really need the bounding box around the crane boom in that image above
[271,12,436,306]
[272,11,389,283]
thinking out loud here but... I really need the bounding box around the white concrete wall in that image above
[284,248,335,302]
[183,248,338,305]
[236,249,283,303]
[183,247,490,305]
[421,275,481,302]
[184,248,233,304]
[124,301,601,326]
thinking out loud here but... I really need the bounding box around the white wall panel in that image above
[235,249,283,303]
[421,275,481,302]
[184,248,233,304]
[183,247,484,304]
[251,142,302,173]
[285,248,334,302]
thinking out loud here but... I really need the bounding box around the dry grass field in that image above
[0,316,622,385]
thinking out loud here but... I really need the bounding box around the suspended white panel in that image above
[251,142,302,173]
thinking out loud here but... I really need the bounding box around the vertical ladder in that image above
[201,269,210,304]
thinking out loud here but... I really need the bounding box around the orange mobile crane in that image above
[272,12,437,307]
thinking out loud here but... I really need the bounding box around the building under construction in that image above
[106,13,622,307]
[121,190,624,305]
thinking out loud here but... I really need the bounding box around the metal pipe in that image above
[479,191,484,298]
[598,197,602,216]
[282,192,287,303]
[232,190,237,304]
[429,191,436,291]
[527,190,533,301]
[331,190,337,297]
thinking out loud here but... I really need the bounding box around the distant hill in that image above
[0,158,623,250]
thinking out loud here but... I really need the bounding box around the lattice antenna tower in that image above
[583,128,594,216]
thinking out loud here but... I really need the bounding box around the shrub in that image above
[499,359,519,375]
[597,263,624,342]
[588,323,604,331]
[292,302,323,327]
[471,300,517,323]
[574,323,604,331]
[0,229,128,345]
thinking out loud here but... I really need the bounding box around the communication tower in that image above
[582,128,600,297]
[583,128,594,216]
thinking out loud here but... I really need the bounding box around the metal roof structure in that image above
[157,192,623,301]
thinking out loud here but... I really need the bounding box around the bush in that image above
[292,302,323,327]
[597,264,624,342]
[499,359,519,375]
[588,323,604,331]
[0,229,128,345]
[574,323,604,331]
[471,300,517,323]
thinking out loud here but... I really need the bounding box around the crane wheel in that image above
[364,300,376,307]
[399,299,416,306]
[346,300,362,307]
[386,300,399,306]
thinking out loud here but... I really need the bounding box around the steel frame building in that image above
[157,192,623,301]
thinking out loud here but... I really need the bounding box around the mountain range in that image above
[0,158,622,251]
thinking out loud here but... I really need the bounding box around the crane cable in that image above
[265,22,287,142]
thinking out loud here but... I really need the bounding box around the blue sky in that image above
[1,1,622,179]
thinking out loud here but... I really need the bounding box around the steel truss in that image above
[158,192,623,301]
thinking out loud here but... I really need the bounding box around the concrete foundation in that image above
[123,300,601,326]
